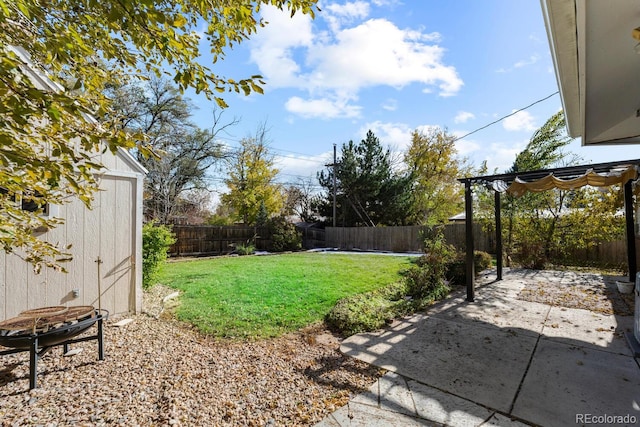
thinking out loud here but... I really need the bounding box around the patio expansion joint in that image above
[507,306,550,415]
[401,374,537,427]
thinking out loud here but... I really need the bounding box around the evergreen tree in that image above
[317,130,412,226]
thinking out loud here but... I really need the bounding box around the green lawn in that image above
[157,252,414,339]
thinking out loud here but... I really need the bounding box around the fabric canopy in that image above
[506,164,638,197]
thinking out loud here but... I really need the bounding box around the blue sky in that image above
[187,0,635,195]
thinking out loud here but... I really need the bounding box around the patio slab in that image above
[317,269,640,427]
[542,306,634,355]
[512,339,640,425]
[341,315,539,412]
[427,291,550,337]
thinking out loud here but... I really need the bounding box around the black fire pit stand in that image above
[0,309,108,389]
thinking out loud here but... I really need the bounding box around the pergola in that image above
[458,159,640,302]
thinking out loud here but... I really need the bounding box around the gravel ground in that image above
[0,286,383,426]
[1,270,634,426]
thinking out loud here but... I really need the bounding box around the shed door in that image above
[84,175,136,315]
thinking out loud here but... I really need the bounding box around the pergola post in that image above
[495,190,502,281]
[624,180,637,282]
[465,181,475,302]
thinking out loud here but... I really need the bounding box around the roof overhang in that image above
[541,0,640,145]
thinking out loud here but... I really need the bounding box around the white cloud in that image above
[453,139,480,157]
[503,110,536,132]
[248,6,314,88]
[381,98,398,111]
[496,54,541,73]
[249,6,463,117]
[324,1,370,32]
[529,33,543,43]
[358,122,450,154]
[514,54,540,69]
[305,19,459,95]
[481,140,528,172]
[371,0,401,6]
[325,1,370,19]
[359,121,414,151]
[285,96,362,119]
[273,151,330,181]
[448,130,525,172]
[454,111,475,124]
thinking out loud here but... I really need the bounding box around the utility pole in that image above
[332,143,337,227]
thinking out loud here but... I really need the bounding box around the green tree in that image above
[404,128,470,225]
[109,78,236,223]
[318,130,412,226]
[221,130,283,225]
[557,187,625,262]
[0,0,317,271]
[502,111,573,265]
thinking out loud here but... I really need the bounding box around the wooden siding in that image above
[0,175,140,320]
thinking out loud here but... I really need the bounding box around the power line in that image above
[216,136,330,160]
[453,91,559,142]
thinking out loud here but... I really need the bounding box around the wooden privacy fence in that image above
[554,239,628,267]
[325,224,494,253]
[168,225,270,256]
[168,224,630,267]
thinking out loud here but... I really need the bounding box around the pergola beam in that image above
[461,159,640,186]
[459,158,639,300]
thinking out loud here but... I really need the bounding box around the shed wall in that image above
[0,174,141,320]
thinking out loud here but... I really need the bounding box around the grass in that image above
[157,252,414,339]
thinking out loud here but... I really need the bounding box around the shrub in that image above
[326,227,456,337]
[446,250,493,286]
[404,227,454,299]
[325,282,411,336]
[235,243,255,256]
[142,222,176,289]
[512,242,547,269]
[268,216,301,252]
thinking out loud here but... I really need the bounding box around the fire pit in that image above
[0,305,108,389]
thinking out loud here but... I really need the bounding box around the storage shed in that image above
[0,154,146,321]
[0,48,147,320]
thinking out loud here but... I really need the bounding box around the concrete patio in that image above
[315,269,640,426]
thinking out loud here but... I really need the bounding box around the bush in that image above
[325,282,411,336]
[142,222,176,289]
[235,243,255,256]
[268,216,301,252]
[404,227,454,299]
[326,227,456,337]
[512,242,547,269]
[446,250,493,286]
